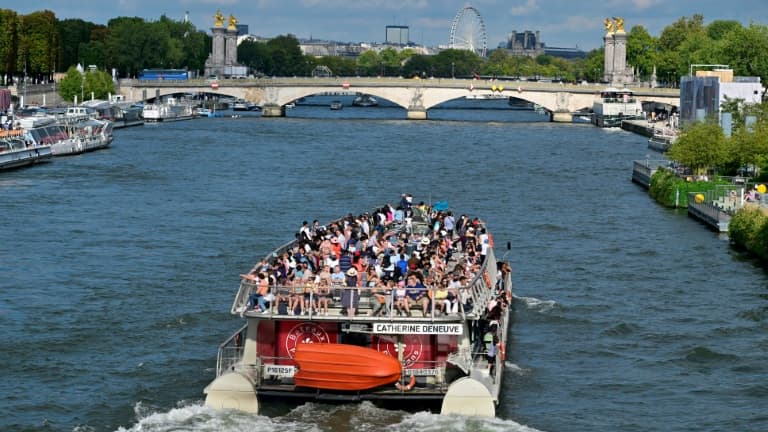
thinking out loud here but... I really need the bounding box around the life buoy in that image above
[395,375,416,391]
[483,271,492,288]
[499,343,505,362]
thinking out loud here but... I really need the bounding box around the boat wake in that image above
[107,400,545,432]
[515,295,557,312]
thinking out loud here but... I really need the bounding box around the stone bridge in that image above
[118,77,679,121]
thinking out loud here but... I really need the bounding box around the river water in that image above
[1,99,766,432]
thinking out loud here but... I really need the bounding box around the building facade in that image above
[386,26,410,46]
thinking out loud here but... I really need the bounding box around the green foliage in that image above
[401,54,434,78]
[58,66,115,102]
[667,121,728,174]
[648,168,727,208]
[728,207,768,258]
[626,26,657,79]
[432,49,482,78]
[84,69,115,99]
[56,19,98,72]
[0,9,20,77]
[58,66,84,102]
[649,169,680,207]
[17,10,58,76]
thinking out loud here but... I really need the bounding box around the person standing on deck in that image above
[342,268,360,317]
[443,211,455,238]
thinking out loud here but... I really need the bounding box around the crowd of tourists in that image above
[241,194,503,317]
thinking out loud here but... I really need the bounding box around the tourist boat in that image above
[62,118,114,153]
[352,94,378,107]
[591,87,644,127]
[204,198,513,417]
[15,116,82,156]
[329,100,343,110]
[232,99,259,111]
[142,97,195,122]
[647,128,677,153]
[0,129,52,170]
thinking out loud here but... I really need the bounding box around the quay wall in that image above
[621,119,654,137]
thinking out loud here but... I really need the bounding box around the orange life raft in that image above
[293,343,402,391]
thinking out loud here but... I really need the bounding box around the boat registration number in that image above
[263,364,296,377]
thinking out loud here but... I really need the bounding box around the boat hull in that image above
[0,145,52,170]
[293,343,401,391]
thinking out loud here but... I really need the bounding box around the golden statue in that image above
[213,10,224,27]
[614,17,625,32]
[228,14,238,31]
[604,17,615,34]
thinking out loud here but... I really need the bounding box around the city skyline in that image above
[11,0,768,51]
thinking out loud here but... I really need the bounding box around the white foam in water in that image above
[108,401,544,432]
[112,402,292,432]
[504,361,529,376]
[395,410,546,432]
[515,295,557,312]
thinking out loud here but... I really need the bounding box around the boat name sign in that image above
[374,323,462,335]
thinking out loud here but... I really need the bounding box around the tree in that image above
[716,23,768,86]
[83,68,115,100]
[379,47,400,76]
[658,14,705,51]
[432,49,482,78]
[667,121,728,174]
[56,19,97,72]
[58,66,84,102]
[265,34,304,76]
[356,50,381,76]
[18,10,58,81]
[707,20,742,40]
[0,9,20,82]
[238,39,270,75]
[401,54,434,78]
[59,66,115,102]
[626,25,657,79]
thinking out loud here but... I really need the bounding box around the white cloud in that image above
[510,0,539,16]
[299,0,428,9]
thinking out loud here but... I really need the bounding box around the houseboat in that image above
[142,97,195,122]
[204,198,513,417]
[592,87,644,127]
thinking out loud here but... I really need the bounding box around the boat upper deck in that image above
[232,197,510,324]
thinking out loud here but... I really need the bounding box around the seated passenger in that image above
[405,274,429,316]
[372,279,394,316]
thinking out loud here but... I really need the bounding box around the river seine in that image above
[2,100,766,432]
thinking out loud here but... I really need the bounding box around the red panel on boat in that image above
[274,321,339,364]
[372,334,435,369]
[293,343,401,390]
[256,320,276,359]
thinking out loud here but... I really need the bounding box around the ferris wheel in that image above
[449,6,488,57]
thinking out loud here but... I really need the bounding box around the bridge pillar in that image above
[407,109,428,120]
[261,105,285,118]
[550,111,573,123]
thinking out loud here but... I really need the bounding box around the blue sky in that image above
[11,0,768,51]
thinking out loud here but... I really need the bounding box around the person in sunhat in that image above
[342,268,360,317]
